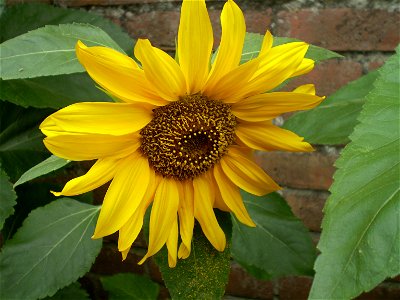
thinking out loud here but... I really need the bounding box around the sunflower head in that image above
[40,0,324,267]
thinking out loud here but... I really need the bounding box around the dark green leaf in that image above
[0,199,102,300]
[240,33,342,64]
[0,23,123,80]
[232,191,316,280]
[14,155,70,188]
[310,48,400,299]
[0,3,133,53]
[0,168,17,230]
[0,101,52,182]
[153,213,231,300]
[0,73,111,109]
[101,273,159,300]
[45,282,89,300]
[284,70,379,145]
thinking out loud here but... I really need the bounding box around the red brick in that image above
[226,262,274,299]
[356,283,400,300]
[285,59,363,96]
[123,9,272,48]
[53,0,179,6]
[279,276,313,300]
[282,189,328,232]
[91,244,146,275]
[276,9,400,51]
[367,59,386,72]
[254,149,339,191]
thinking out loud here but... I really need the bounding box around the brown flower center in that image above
[140,94,236,180]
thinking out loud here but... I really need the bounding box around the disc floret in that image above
[140,94,236,180]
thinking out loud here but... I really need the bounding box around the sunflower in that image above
[40,0,324,267]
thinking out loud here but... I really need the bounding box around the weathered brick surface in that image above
[285,59,363,96]
[225,262,274,299]
[279,276,313,300]
[255,149,340,191]
[356,283,400,300]
[282,189,329,232]
[276,9,400,51]
[123,9,272,48]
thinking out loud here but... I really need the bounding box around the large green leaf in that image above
[14,155,70,188]
[0,199,102,299]
[231,191,316,280]
[0,23,123,80]
[0,73,111,109]
[240,33,341,64]
[0,168,17,230]
[0,101,51,182]
[0,3,133,52]
[45,282,89,300]
[152,213,231,299]
[284,70,379,145]
[309,48,400,299]
[101,273,159,300]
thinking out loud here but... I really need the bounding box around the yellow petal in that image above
[121,247,131,261]
[228,42,309,102]
[212,174,230,212]
[203,0,245,93]
[177,180,194,259]
[193,174,226,251]
[76,41,166,106]
[43,132,140,161]
[93,153,150,238]
[214,164,255,227]
[260,31,273,55]
[178,243,191,260]
[231,88,324,122]
[40,102,152,137]
[293,83,316,94]
[134,39,186,101]
[178,0,213,94]
[139,178,180,264]
[166,217,179,268]
[291,58,314,77]
[52,157,119,196]
[236,122,314,152]
[118,168,158,251]
[203,57,260,101]
[221,146,281,196]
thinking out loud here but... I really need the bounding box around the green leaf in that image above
[231,191,316,280]
[44,282,89,300]
[309,48,400,299]
[101,273,159,300]
[240,33,341,64]
[0,3,133,53]
[0,23,124,80]
[284,70,380,145]
[0,199,102,299]
[14,155,70,188]
[153,214,231,300]
[0,73,111,109]
[0,168,17,230]
[0,101,51,182]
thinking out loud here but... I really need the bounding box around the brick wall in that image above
[6,0,400,299]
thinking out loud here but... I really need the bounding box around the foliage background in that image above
[0,0,399,299]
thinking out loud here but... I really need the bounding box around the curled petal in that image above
[236,122,314,152]
[135,39,186,101]
[76,41,166,106]
[52,157,119,197]
[221,146,281,196]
